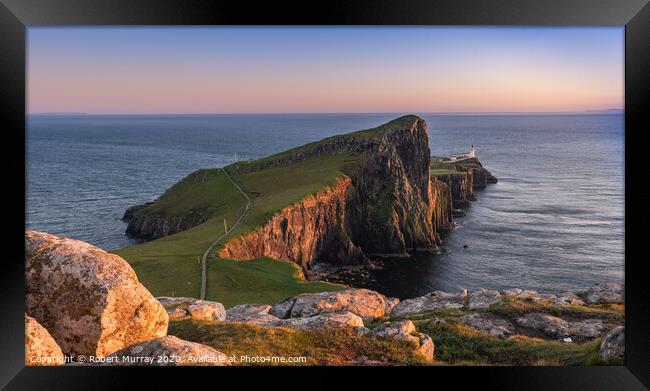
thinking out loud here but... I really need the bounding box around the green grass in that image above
[418,320,607,366]
[206,257,344,308]
[430,169,465,176]
[228,114,418,174]
[113,169,246,297]
[114,152,357,300]
[168,319,431,366]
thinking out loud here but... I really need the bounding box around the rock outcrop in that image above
[25,230,169,357]
[104,336,230,366]
[269,289,387,320]
[391,290,468,317]
[582,282,624,304]
[157,297,226,322]
[25,315,65,366]
[368,320,434,361]
[516,313,606,340]
[468,288,502,309]
[600,326,624,361]
[458,313,514,339]
[226,304,278,325]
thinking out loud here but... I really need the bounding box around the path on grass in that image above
[200,168,251,300]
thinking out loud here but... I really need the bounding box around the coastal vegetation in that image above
[114,115,441,304]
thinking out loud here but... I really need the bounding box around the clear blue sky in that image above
[28,27,624,114]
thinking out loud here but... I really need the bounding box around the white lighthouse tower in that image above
[469,145,476,158]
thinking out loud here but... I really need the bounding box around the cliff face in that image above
[345,117,440,255]
[125,211,208,241]
[429,177,454,232]
[220,115,451,267]
[434,173,476,207]
[124,115,472,269]
[453,159,498,189]
[219,177,366,269]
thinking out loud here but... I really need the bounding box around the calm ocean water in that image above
[26,113,624,296]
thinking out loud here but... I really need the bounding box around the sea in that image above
[26,113,624,297]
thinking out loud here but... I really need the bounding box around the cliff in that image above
[219,177,367,267]
[433,173,476,207]
[218,115,450,267]
[123,115,494,271]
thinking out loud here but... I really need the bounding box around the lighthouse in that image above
[470,145,476,158]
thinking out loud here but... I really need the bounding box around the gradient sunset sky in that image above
[28,27,623,114]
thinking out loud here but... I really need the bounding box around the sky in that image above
[27,27,624,114]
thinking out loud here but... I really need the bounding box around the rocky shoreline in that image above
[25,230,624,366]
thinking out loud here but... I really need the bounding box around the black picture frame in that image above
[2,0,649,389]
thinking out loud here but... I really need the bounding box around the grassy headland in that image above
[114,127,377,302]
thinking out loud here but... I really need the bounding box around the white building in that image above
[449,146,477,161]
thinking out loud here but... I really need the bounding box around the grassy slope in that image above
[113,116,444,303]
[205,154,359,306]
[169,320,431,366]
[113,169,247,298]
[114,154,356,302]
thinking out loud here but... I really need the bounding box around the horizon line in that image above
[28,108,624,116]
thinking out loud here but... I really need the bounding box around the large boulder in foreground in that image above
[104,336,230,366]
[600,326,625,361]
[25,230,168,357]
[270,289,387,320]
[25,315,64,366]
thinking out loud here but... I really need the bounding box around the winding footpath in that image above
[199,168,251,300]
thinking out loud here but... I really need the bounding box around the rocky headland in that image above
[122,115,496,276]
[26,230,624,366]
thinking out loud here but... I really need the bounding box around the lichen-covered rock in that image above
[187,301,226,321]
[226,304,280,325]
[156,297,226,322]
[369,320,417,339]
[273,289,387,320]
[569,319,604,339]
[167,307,189,320]
[384,297,400,316]
[25,230,168,357]
[25,315,65,366]
[104,336,230,366]
[516,313,570,338]
[458,313,514,338]
[600,326,625,361]
[268,297,297,319]
[468,288,502,309]
[553,291,585,306]
[583,282,623,304]
[415,333,435,361]
[271,311,366,332]
[391,290,468,317]
[368,320,434,361]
